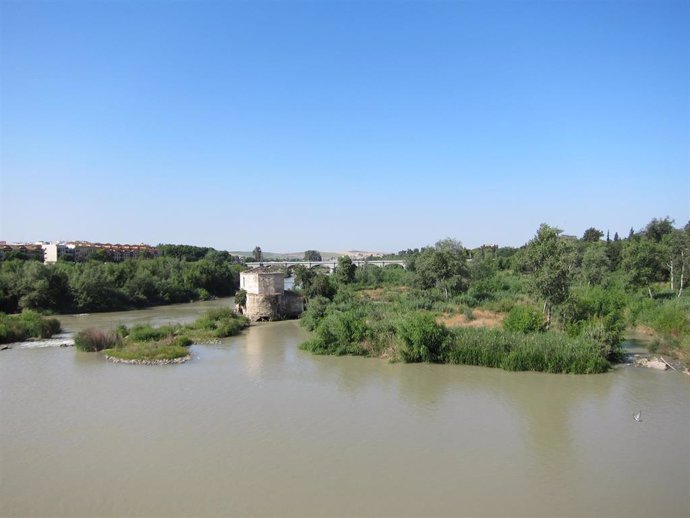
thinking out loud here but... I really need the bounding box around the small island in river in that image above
[74,308,249,365]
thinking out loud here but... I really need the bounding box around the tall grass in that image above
[0,311,61,344]
[445,328,610,374]
[74,328,121,352]
[128,324,177,342]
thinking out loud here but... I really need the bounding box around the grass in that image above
[104,336,190,361]
[74,328,121,351]
[635,297,690,363]
[0,311,61,344]
[445,328,610,374]
[75,307,249,362]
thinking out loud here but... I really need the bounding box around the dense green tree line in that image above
[158,244,238,262]
[0,256,244,314]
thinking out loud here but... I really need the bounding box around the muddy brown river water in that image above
[1,298,688,517]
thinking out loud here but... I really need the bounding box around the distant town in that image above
[0,240,391,264]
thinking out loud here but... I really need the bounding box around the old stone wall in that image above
[240,271,284,295]
[246,293,282,321]
[281,292,304,318]
[258,274,284,295]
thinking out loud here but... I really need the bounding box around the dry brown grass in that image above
[358,286,410,301]
[438,309,505,329]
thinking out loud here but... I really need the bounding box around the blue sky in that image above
[1,0,688,252]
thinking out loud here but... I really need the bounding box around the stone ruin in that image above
[238,268,304,321]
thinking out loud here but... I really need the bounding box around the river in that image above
[1,298,688,517]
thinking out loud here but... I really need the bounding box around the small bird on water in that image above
[633,411,642,422]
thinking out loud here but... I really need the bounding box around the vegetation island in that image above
[1,218,688,371]
[74,308,249,364]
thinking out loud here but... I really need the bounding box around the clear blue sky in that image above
[1,0,688,252]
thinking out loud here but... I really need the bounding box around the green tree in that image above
[309,274,336,299]
[644,217,674,243]
[621,237,663,298]
[582,227,604,242]
[661,229,689,297]
[304,250,322,261]
[334,256,356,285]
[581,244,611,286]
[523,224,575,328]
[413,238,469,299]
[294,265,317,293]
[16,262,52,310]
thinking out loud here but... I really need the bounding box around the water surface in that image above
[1,301,689,517]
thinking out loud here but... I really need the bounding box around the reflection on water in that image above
[1,301,689,517]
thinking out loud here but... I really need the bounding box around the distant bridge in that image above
[245,259,407,272]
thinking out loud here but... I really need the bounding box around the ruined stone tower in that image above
[239,268,304,321]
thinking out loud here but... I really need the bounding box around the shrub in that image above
[396,313,449,363]
[196,288,211,300]
[234,289,247,307]
[74,328,121,352]
[0,311,61,344]
[301,309,369,356]
[570,315,624,360]
[215,318,247,337]
[503,305,546,333]
[300,296,331,331]
[191,307,249,337]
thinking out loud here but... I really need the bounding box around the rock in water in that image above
[635,357,668,370]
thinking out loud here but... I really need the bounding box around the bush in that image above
[191,307,249,337]
[234,289,247,307]
[215,318,247,337]
[301,309,369,356]
[74,328,121,352]
[503,305,546,333]
[300,296,331,331]
[396,313,449,363]
[0,311,61,344]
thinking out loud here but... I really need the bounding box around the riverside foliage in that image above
[299,292,613,373]
[296,218,690,370]
[0,253,244,314]
[0,311,61,344]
